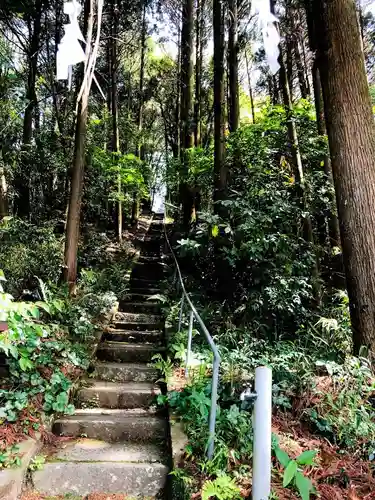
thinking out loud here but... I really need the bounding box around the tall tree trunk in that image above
[294,38,309,98]
[0,164,7,218]
[180,0,194,153]
[110,0,122,241]
[14,4,42,218]
[180,0,194,226]
[194,0,203,147]
[63,0,94,292]
[245,50,255,124]
[228,0,239,132]
[175,24,181,159]
[314,0,375,354]
[133,1,147,222]
[213,0,226,212]
[272,0,320,300]
[137,1,147,158]
[311,59,340,247]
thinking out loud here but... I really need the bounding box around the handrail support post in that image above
[185,309,194,378]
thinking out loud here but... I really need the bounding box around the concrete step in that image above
[94,361,158,383]
[77,380,161,409]
[49,437,166,463]
[122,292,164,302]
[97,342,165,363]
[53,408,168,443]
[138,256,163,263]
[112,320,163,331]
[115,312,163,324]
[128,288,162,297]
[32,461,168,497]
[119,301,162,314]
[103,328,164,344]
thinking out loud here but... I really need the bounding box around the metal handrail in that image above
[162,211,221,460]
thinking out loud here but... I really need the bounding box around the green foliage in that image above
[201,474,241,499]
[149,353,173,383]
[274,444,317,500]
[89,148,150,223]
[28,455,46,471]
[0,269,116,426]
[0,445,21,469]
[0,218,63,298]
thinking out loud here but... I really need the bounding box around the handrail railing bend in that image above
[163,212,220,460]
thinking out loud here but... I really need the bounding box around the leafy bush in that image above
[0,218,63,297]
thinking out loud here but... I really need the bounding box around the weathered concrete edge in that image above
[0,435,41,500]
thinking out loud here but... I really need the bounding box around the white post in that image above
[252,366,272,500]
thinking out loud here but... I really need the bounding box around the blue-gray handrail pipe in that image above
[163,205,221,460]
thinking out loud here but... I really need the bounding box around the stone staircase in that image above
[31,215,170,498]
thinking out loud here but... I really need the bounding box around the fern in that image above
[201,475,241,500]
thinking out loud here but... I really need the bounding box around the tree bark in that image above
[213,0,226,212]
[228,0,239,132]
[311,58,340,247]
[314,0,375,354]
[63,0,94,292]
[180,0,194,152]
[110,0,122,241]
[0,164,8,218]
[137,1,147,158]
[14,3,42,218]
[180,0,194,227]
[194,0,203,147]
[245,50,255,124]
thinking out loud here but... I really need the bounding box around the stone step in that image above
[128,288,162,296]
[77,380,160,409]
[112,320,163,331]
[97,342,165,363]
[119,301,162,314]
[103,328,164,344]
[122,293,164,302]
[138,256,162,263]
[32,461,168,497]
[49,437,166,463]
[94,361,158,383]
[53,408,167,443]
[115,312,163,324]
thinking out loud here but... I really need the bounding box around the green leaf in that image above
[19,357,33,371]
[296,449,317,466]
[275,445,290,468]
[29,306,40,319]
[211,225,219,238]
[295,471,313,500]
[283,460,297,487]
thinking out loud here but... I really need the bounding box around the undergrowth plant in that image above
[274,445,317,500]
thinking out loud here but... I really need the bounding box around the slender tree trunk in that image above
[213,0,226,212]
[314,0,375,354]
[180,0,194,153]
[63,0,94,292]
[180,0,194,227]
[14,4,42,218]
[245,50,255,124]
[228,0,239,132]
[133,1,147,222]
[175,24,181,159]
[0,164,7,218]
[110,0,122,241]
[294,38,309,99]
[311,58,340,247]
[194,0,202,147]
[137,1,147,158]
